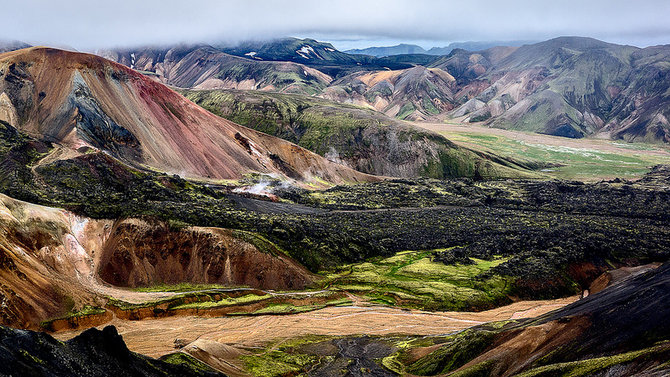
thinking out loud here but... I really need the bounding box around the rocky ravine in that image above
[0,193,314,329]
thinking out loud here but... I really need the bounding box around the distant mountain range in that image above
[345,40,536,57]
[100,37,670,142]
[437,37,670,142]
[0,39,30,53]
[345,43,428,57]
[425,40,537,55]
[2,36,669,143]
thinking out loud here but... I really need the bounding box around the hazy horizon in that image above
[2,0,669,51]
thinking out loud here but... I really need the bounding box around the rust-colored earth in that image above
[0,194,314,328]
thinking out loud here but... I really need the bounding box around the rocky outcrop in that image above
[0,325,223,376]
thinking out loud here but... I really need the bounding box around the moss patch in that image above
[320,250,512,311]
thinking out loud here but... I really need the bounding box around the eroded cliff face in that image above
[0,194,108,328]
[98,219,314,290]
[0,194,314,328]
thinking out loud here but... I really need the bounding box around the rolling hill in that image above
[182,88,540,179]
[0,47,372,185]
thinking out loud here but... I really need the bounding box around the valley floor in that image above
[52,295,576,375]
[415,121,670,181]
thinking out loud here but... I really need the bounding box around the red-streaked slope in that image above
[0,47,374,184]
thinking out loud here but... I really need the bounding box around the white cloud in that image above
[2,0,669,49]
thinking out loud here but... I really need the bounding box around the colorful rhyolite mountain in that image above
[435,37,670,142]
[0,47,374,185]
[104,37,670,143]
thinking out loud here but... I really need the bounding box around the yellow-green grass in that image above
[320,249,511,310]
[435,126,670,181]
[233,298,353,316]
[170,293,273,310]
[132,283,229,293]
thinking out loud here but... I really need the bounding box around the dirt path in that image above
[53,296,577,358]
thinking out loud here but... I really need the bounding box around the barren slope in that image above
[322,66,457,120]
[438,37,670,142]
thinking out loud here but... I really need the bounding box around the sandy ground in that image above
[53,296,577,358]
[414,121,670,158]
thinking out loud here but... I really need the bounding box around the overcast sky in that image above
[3,0,670,51]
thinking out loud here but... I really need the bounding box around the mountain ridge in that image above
[0,47,374,185]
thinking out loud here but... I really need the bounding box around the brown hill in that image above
[321,66,457,120]
[0,193,315,329]
[0,47,373,185]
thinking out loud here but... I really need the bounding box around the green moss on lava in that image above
[318,250,511,311]
[1,121,670,308]
[516,342,670,377]
[159,352,219,373]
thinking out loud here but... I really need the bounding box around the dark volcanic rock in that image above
[406,263,670,376]
[305,337,398,377]
[0,325,222,377]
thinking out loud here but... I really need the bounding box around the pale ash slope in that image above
[0,47,372,185]
[321,66,457,120]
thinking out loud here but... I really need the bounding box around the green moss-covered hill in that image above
[182,89,541,179]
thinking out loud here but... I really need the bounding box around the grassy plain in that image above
[417,122,670,181]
